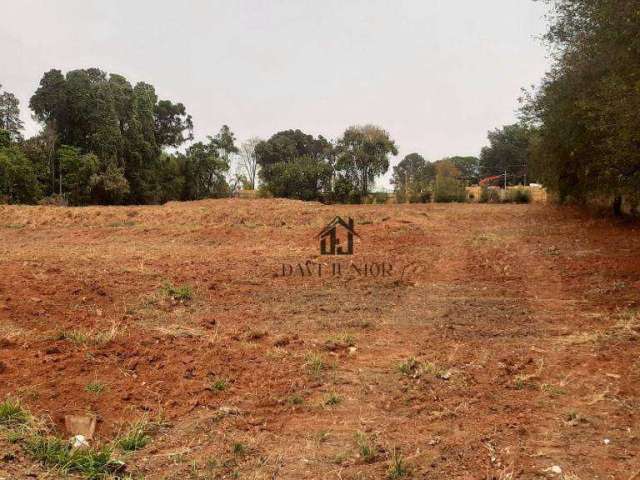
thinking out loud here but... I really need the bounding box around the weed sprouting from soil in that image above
[398,357,450,379]
[0,399,29,426]
[117,421,151,452]
[85,382,106,394]
[324,392,341,406]
[398,357,420,376]
[387,448,408,479]
[232,442,247,456]
[210,379,229,392]
[304,353,326,377]
[287,394,304,405]
[25,435,123,479]
[161,282,193,302]
[355,432,377,463]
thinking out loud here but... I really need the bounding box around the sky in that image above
[1,0,551,189]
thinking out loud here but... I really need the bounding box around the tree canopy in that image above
[522,0,640,212]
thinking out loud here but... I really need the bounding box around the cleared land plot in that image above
[0,199,639,479]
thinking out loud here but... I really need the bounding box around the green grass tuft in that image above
[25,435,123,479]
[117,422,151,452]
[161,282,193,302]
[0,399,29,426]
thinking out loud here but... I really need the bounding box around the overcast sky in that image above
[2,0,550,189]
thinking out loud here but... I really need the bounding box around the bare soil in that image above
[0,199,639,479]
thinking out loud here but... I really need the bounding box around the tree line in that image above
[520,0,640,215]
[1,66,541,206]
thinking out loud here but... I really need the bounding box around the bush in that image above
[433,175,466,203]
[38,194,69,206]
[479,186,501,203]
[505,188,531,204]
[0,146,42,204]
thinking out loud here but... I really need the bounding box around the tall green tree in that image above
[0,131,41,203]
[335,125,398,198]
[391,153,435,203]
[523,0,640,213]
[0,85,24,142]
[29,68,193,204]
[480,124,534,185]
[255,129,333,200]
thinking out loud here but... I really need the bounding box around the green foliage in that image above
[85,382,105,394]
[431,160,466,203]
[506,188,531,204]
[335,124,398,198]
[392,153,434,203]
[266,156,332,201]
[355,432,377,464]
[0,144,41,203]
[480,124,533,185]
[25,435,122,479]
[57,145,99,205]
[387,449,408,479]
[0,399,29,426]
[523,0,640,212]
[180,135,231,200]
[117,422,151,452]
[0,85,24,142]
[256,129,333,200]
[27,67,195,204]
[162,282,193,302]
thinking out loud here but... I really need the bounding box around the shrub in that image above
[433,174,466,203]
[506,188,531,204]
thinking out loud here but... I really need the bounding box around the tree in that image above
[335,125,398,198]
[0,85,24,142]
[391,153,435,203]
[447,156,480,185]
[522,0,640,214]
[255,129,333,200]
[239,137,261,190]
[29,68,194,204]
[480,124,533,186]
[0,137,41,204]
[433,160,466,203]
[181,137,230,200]
[57,145,99,204]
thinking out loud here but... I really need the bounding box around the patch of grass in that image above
[324,392,341,406]
[210,379,229,392]
[117,422,151,452]
[85,382,106,394]
[287,394,304,405]
[355,432,377,464]
[422,361,451,380]
[57,329,89,345]
[0,399,29,426]
[326,333,356,347]
[25,434,123,479]
[245,329,268,341]
[232,442,247,456]
[387,448,408,479]
[108,221,136,228]
[541,383,566,396]
[398,357,420,376]
[56,325,119,346]
[304,353,326,377]
[513,374,527,390]
[161,282,193,302]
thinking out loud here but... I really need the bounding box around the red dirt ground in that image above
[0,199,639,479]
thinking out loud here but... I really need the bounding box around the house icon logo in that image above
[318,216,358,255]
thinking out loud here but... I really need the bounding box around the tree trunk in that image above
[613,195,623,216]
